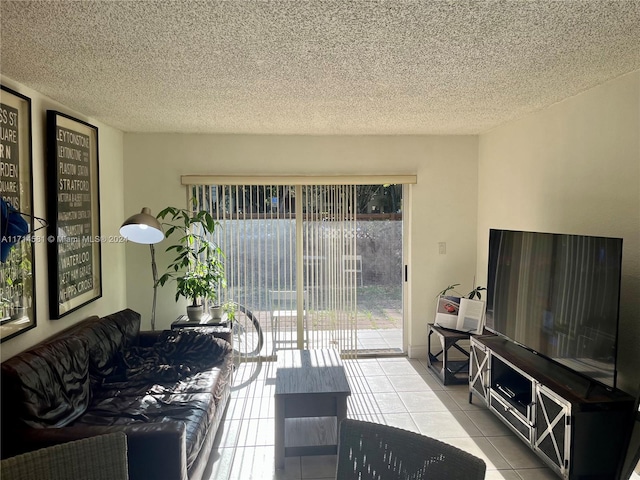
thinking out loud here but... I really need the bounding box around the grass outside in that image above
[244,284,402,333]
[354,285,402,329]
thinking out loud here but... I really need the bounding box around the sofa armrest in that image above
[121,423,188,480]
[5,423,187,480]
[212,329,232,344]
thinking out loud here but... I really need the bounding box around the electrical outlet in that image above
[438,242,446,254]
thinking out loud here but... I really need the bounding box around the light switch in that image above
[438,242,446,254]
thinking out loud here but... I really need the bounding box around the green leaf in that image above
[155,205,227,306]
[437,283,460,297]
[156,207,172,219]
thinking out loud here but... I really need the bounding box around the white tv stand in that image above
[469,335,634,480]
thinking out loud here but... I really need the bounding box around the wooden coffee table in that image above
[274,349,351,469]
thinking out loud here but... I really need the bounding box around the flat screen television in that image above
[486,229,623,389]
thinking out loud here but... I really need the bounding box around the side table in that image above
[274,349,351,469]
[171,313,228,328]
[427,323,473,385]
[171,314,231,343]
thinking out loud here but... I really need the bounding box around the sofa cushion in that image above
[109,329,231,385]
[146,362,232,404]
[73,309,141,383]
[75,317,126,380]
[1,335,90,428]
[88,356,232,471]
[105,309,141,348]
[95,359,232,403]
[76,391,215,467]
[158,328,231,367]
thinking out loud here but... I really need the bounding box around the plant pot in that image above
[186,305,204,322]
[210,304,223,320]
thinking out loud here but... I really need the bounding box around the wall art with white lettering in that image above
[46,111,101,318]
[0,85,36,340]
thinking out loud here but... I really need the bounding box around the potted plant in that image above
[435,283,487,333]
[222,300,236,322]
[156,205,226,321]
[437,283,486,300]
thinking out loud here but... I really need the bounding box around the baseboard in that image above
[408,344,427,359]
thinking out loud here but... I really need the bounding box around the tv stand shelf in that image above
[470,335,634,480]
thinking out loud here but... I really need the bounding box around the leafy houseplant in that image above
[437,283,486,300]
[156,206,226,321]
[222,301,236,322]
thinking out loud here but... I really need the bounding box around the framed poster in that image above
[46,111,101,318]
[0,85,36,342]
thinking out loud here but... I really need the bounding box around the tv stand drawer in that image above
[489,389,532,442]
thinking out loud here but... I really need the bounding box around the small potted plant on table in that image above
[435,283,487,333]
[157,205,226,322]
[437,283,486,300]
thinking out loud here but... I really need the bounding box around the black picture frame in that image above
[46,110,102,318]
[0,85,36,342]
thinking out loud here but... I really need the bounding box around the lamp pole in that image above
[150,243,158,331]
[120,207,164,330]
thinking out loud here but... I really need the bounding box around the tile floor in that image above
[203,355,560,480]
[355,328,403,353]
[258,328,404,356]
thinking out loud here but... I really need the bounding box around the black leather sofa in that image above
[0,309,233,480]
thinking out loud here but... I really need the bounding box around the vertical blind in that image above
[190,183,359,356]
[302,185,358,354]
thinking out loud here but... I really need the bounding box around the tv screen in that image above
[486,229,623,389]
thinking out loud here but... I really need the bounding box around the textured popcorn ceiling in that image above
[1,1,639,135]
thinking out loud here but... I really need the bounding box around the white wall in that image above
[123,134,479,355]
[477,70,640,394]
[0,78,127,362]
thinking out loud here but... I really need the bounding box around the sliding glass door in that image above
[189,181,404,357]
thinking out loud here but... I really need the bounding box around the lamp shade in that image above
[120,207,164,244]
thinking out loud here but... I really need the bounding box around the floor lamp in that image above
[120,208,164,330]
